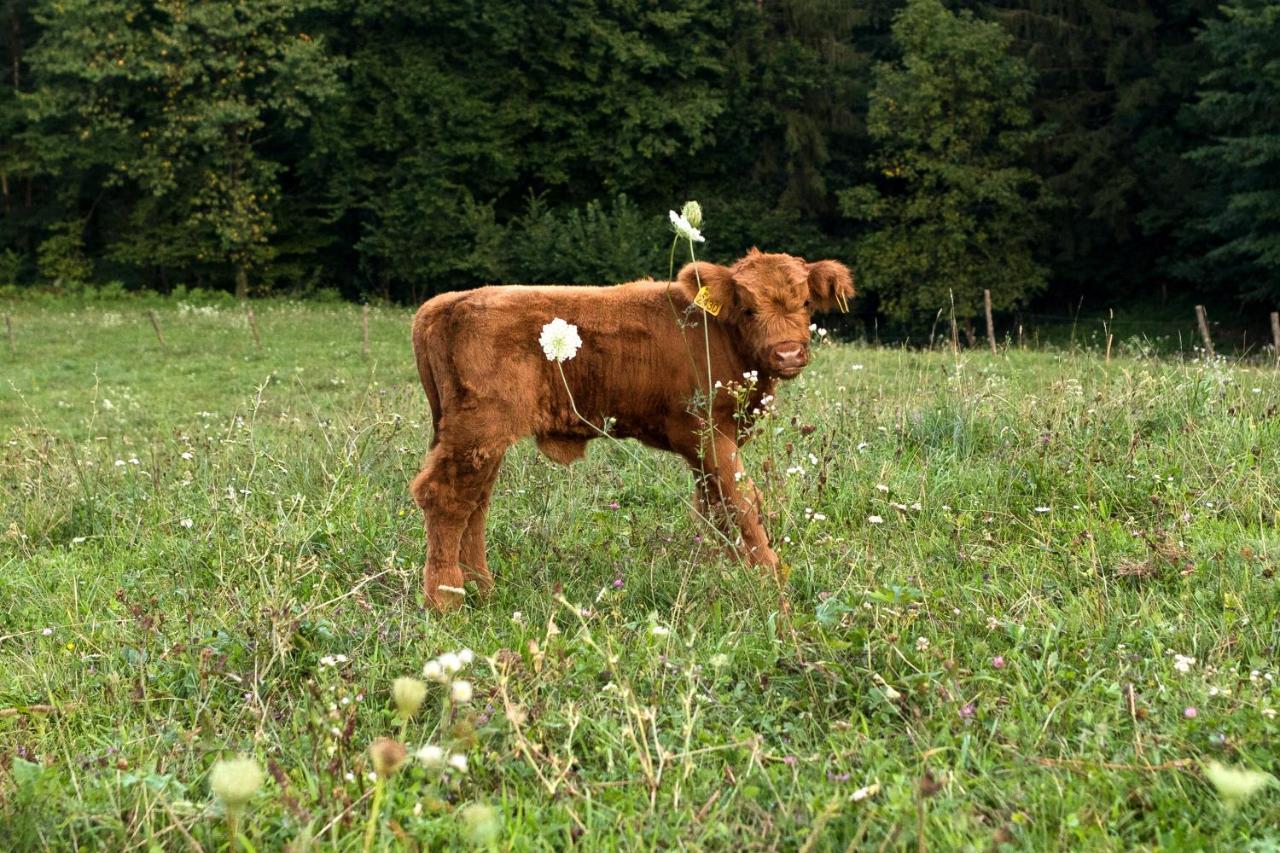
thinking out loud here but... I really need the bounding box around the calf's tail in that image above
[411,300,446,448]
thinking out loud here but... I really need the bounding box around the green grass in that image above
[2,298,1279,850]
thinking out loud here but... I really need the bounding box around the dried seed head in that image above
[209,756,263,808]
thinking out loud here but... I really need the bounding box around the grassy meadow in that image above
[2,298,1279,850]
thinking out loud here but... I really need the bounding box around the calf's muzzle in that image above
[769,341,809,375]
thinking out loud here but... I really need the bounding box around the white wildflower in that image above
[668,209,705,243]
[448,753,469,773]
[416,744,446,768]
[680,200,703,229]
[1173,654,1195,674]
[539,318,582,362]
[451,680,473,704]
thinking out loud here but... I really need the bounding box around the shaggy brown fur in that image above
[410,249,854,609]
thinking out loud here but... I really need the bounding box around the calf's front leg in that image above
[683,431,780,573]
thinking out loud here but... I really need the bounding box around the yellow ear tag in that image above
[693,285,722,317]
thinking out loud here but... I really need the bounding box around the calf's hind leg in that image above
[411,436,507,611]
[458,465,502,595]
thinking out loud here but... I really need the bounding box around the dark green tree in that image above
[840,0,1046,328]
[26,0,339,295]
[984,1,1218,306]
[1181,0,1280,304]
[307,0,741,299]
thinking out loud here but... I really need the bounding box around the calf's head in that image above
[679,249,854,379]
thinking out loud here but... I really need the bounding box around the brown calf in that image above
[410,249,854,610]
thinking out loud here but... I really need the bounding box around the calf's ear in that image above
[678,262,738,318]
[807,260,854,313]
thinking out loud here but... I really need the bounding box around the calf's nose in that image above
[770,342,809,370]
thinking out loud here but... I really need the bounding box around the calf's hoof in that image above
[460,563,496,597]
[747,545,782,573]
[424,565,467,612]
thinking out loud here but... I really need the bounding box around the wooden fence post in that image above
[245,304,261,349]
[1194,305,1214,358]
[147,310,167,349]
[983,289,996,354]
[362,305,371,358]
[1270,311,1280,368]
[948,290,959,356]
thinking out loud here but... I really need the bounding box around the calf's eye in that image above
[804,299,812,309]
[742,308,755,319]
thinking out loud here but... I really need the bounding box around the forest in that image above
[1,0,1277,330]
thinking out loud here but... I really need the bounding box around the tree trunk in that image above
[235,265,249,300]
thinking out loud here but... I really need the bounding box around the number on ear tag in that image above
[693,285,722,317]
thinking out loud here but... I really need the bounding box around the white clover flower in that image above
[416,744,446,768]
[180,518,194,528]
[868,515,884,524]
[451,680,473,704]
[448,753,469,773]
[181,451,193,460]
[539,318,582,362]
[668,210,705,243]
[875,483,889,493]
[650,625,671,638]
[916,637,930,652]
[1173,654,1195,674]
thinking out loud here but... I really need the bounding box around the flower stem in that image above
[361,777,385,853]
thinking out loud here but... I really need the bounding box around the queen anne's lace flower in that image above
[539,318,582,362]
[668,210,705,243]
